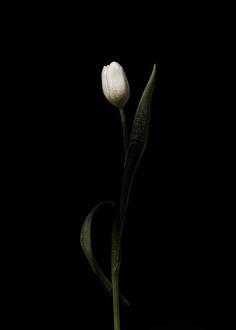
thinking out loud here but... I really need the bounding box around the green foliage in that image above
[80,64,156,311]
[80,201,130,306]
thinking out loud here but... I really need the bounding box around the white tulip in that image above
[101,61,130,108]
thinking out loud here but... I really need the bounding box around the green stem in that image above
[119,107,128,157]
[111,215,122,330]
[112,270,120,330]
[111,107,127,330]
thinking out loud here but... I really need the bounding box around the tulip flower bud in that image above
[101,61,130,108]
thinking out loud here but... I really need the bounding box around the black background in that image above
[8,3,223,330]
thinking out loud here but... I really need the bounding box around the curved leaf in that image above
[121,64,157,219]
[111,65,157,273]
[80,201,130,306]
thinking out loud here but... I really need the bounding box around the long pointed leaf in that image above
[111,65,157,273]
[80,201,130,306]
[121,64,157,219]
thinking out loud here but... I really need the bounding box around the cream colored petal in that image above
[106,62,130,107]
[101,66,110,101]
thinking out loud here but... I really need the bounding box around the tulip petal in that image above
[80,200,130,306]
[101,66,110,101]
[102,62,130,108]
